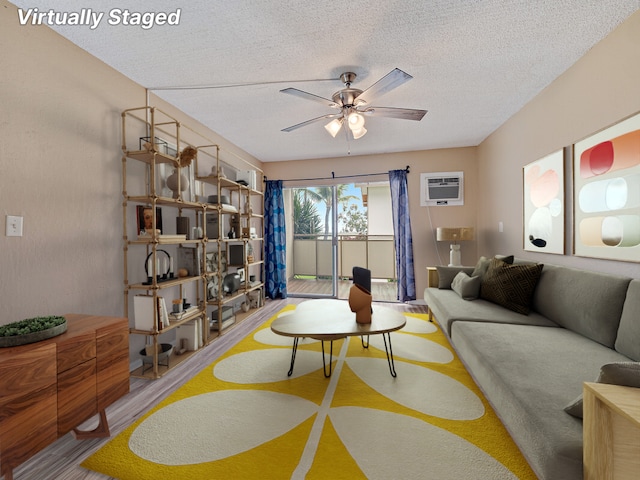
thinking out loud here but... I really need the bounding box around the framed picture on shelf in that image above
[573,111,640,262]
[237,268,245,284]
[523,149,565,254]
[207,275,219,300]
[206,252,215,274]
[206,251,227,274]
[227,243,245,266]
[136,205,162,235]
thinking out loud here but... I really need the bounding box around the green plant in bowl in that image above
[0,315,67,347]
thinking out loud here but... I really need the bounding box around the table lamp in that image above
[436,227,474,266]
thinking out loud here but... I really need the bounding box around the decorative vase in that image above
[348,284,372,324]
[166,169,189,199]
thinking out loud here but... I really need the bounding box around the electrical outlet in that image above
[6,215,23,237]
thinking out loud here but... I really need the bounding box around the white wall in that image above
[367,185,393,236]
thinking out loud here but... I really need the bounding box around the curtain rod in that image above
[263,165,409,183]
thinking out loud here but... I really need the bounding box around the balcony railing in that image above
[291,234,396,280]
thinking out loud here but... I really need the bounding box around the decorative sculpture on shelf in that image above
[166,169,188,199]
[143,249,173,284]
[178,146,196,167]
[166,145,197,199]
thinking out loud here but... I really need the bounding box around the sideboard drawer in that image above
[56,331,96,374]
[0,343,58,479]
[57,359,97,435]
[96,321,130,410]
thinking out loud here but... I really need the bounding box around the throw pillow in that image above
[495,254,515,264]
[471,255,514,281]
[564,362,640,419]
[436,266,474,289]
[479,258,543,314]
[451,272,481,300]
[471,256,490,279]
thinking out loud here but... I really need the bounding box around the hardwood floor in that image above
[8,298,427,480]
[288,277,399,302]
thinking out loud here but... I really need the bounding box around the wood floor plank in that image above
[9,298,426,479]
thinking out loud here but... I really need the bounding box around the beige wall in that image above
[263,147,479,296]
[1,0,141,325]
[0,0,261,351]
[477,9,640,279]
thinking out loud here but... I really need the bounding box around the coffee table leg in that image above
[361,335,370,348]
[321,340,334,377]
[288,337,299,376]
[382,332,398,377]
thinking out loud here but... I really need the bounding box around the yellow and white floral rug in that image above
[82,305,536,479]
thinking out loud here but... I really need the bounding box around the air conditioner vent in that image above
[420,171,464,206]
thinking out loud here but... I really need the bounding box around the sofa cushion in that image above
[615,279,640,361]
[436,266,475,289]
[450,321,631,480]
[451,272,481,300]
[424,287,558,335]
[480,258,543,314]
[564,362,640,418]
[531,264,631,348]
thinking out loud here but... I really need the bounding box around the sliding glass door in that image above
[285,185,338,297]
[282,181,398,301]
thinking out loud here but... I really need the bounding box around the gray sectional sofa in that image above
[424,256,640,480]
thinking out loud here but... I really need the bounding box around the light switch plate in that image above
[6,215,23,237]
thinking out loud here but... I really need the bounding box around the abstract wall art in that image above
[523,149,565,254]
[573,111,640,262]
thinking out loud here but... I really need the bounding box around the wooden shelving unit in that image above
[121,106,264,379]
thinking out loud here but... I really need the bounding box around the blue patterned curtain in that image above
[389,169,416,302]
[264,180,287,299]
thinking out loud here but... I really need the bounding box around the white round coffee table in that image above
[271,299,406,377]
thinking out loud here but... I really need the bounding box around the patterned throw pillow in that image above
[479,258,543,314]
[471,255,514,281]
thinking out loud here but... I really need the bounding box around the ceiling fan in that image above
[280,68,427,140]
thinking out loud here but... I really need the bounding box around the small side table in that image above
[583,382,640,480]
[426,267,439,288]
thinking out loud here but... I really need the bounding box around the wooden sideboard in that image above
[0,314,129,480]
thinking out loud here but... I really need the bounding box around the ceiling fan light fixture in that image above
[351,126,367,139]
[324,118,343,137]
[348,112,365,131]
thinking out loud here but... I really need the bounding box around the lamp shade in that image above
[436,227,474,242]
[324,118,343,137]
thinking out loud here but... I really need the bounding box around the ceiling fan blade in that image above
[361,106,427,121]
[281,113,343,132]
[355,68,413,105]
[280,88,340,108]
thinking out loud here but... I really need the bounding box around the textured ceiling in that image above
[10,0,639,162]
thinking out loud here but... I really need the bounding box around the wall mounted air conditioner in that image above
[420,171,464,206]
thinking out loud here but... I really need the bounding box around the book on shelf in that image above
[137,233,188,242]
[169,306,199,322]
[134,294,169,331]
[210,316,235,331]
[157,296,170,329]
